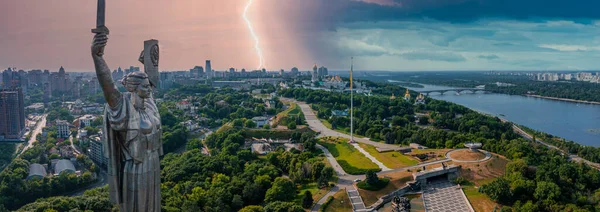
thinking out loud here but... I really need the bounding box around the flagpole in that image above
[350,57,354,143]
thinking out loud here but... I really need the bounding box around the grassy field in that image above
[274,103,305,127]
[215,123,233,134]
[358,171,415,206]
[448,149,487,161]
[457,154,508,185]
[295,183,330,207]
[358,143,419,169]
[318,138,380,174]
[455,154,507,212]
[323,190,353,212]
[463,186,498,212]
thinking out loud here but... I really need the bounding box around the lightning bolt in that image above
[244,0,264,70]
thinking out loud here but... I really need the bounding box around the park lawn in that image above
[295,183,329,207]
[358,143,418,169]
[215,123,233,134]
[274,103,305,126]
[358,171,414,206]
[318,139,380,173]
[323,190,353,212]
[457,155,508,185]
[463,185,498,212]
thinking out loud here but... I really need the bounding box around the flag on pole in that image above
[350,57,353,89]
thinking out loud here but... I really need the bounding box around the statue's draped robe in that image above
[103,93,163,212]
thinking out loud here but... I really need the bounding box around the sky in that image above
[2,0,600,72]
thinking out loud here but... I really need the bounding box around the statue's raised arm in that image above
[91,31,122,108]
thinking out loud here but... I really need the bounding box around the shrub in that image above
[337,160,381,175]
[357,178,390,191]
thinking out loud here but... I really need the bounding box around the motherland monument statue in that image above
[91,0,162,211]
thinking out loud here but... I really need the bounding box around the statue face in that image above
[136,78,152,99]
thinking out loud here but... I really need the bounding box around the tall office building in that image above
[43,83,51,106]
[312,64,318,82]
[229,68,235,73]
[205,60,212,79]
[318,66,328,77]
[0,88,25,141]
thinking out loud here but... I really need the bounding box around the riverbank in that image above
[524,94,600,105]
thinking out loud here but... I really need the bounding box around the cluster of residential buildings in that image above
[532,72,600,82]
[487,71,600,83]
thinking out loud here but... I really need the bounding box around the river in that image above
[389,81,600,147]
[331,71,600,147]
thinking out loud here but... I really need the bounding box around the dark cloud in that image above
[478,54,500,60]
[338,0,600,23]
[401,51,466,62]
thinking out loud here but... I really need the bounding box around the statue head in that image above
[121,72,151,99]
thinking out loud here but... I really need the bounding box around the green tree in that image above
[418,116,429,125]
[287,122,297,130]
[239,205,264,212]
[534,181,561,202]
[366,170,379,186]
[232,119,244,127]
[321,167,335,181]
[302,191,314,209]
[245,120,257,128]
[265,177,296,202]
[264,201,304,212]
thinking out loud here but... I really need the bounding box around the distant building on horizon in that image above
[206,60,213,79]
[318,66,328,77]
[312,64,318,82]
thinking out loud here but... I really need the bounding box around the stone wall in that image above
[367,180,419,211]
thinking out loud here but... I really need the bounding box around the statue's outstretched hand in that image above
[92,33,108,57]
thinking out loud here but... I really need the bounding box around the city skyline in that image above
[3,0,600,71]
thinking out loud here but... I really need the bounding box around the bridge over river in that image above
[420,88,489,96]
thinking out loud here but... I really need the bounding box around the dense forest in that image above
[12,86,326,211]
[279,88,517,147]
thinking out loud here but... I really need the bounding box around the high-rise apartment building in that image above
[0,88,25,141]
[205,60,212,79]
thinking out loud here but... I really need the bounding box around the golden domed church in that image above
[404,88,411,101]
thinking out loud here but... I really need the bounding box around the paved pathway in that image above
[348,189,367,211]
[311,144,356,212]
[352,143,391,171]
[282,98,400,150]
[287,98,392,171]
[423,180,474,212]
